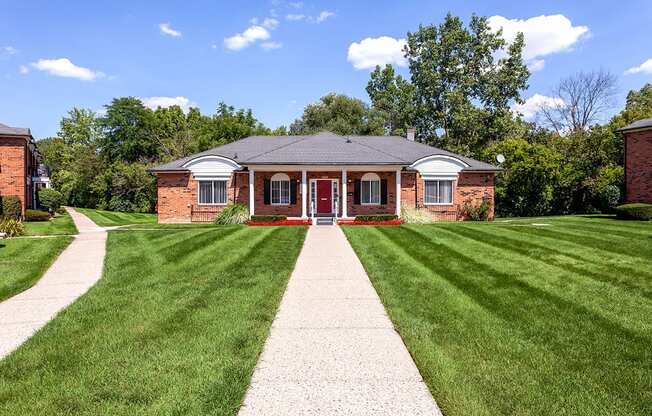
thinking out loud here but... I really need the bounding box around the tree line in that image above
[40,13,652,217]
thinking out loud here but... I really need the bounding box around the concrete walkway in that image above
[0,207,107,359]
[239,226,442,415]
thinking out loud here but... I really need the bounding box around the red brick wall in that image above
[254,171,303,217]
[346,171,397,216]
[625,130,652,203]
[0,136,28,217]
[156,171,248,223]
[400,171,495,220]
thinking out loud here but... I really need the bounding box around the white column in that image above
[342,169,348,218]
[301,170,307,218]
[249,169,255,217]
[396,170,402,217]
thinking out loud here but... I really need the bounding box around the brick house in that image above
[0,123,50,218]
[618,118,652,204]
[150,131,500,223]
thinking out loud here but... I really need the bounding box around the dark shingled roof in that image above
[0,122,31,137]
[616,117,652,132]
[150,132,500,172]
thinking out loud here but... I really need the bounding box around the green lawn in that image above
[0,225,307,415]
[343,216,652,416]
[0,237,73,302]
[24,212,78,236]
[75,208,157,226]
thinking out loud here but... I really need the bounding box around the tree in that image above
[99,97,157,162]
[405,14,529,156]
[539,70,617,135]
[610,83,652,129]
[484,139,561,217]
[289,93,385,136]
[366,64,416,136]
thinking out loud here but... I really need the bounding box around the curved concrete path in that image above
[239,226,442,415]
[0,207,106,359]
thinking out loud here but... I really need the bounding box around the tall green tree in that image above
[289,93,385,136]
[99,97,157,162]
[405,14,529,156]
[366,64,416,136]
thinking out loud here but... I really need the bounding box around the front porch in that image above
[246,166,402,222]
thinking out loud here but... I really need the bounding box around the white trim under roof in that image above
[246,164,404,172]
[182,155,242,180]
[409,155,468,179]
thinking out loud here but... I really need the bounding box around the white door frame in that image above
[309,178,339,215]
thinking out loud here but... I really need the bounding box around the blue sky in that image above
[1,0,651,138]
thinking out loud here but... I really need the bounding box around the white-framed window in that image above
[424,180,453,205]
[198,180,227,205]
[271,173,290,205]
[361,172,381,205]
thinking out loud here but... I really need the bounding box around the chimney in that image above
[406,128,416,141]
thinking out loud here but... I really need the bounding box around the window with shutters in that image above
[424,180,453,204]
[198,180,228,205]
[360,172,381,205]
[271,173,290,205]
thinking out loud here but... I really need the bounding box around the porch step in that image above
[315,216,335,226]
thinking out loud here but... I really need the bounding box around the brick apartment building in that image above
[618,118,652,204]
[150,131,499,223]
[0,123,50,218]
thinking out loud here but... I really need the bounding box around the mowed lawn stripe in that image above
[0,225,307,415]
[75,208,157,226]
[0,237,73,301]
[445,224,652,301]
[343,220,652,416]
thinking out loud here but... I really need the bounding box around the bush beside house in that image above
[614,203,652,220]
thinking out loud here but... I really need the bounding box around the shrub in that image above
[214,203,249,225]
[614,203,652,221]
[250,215,287,222]
[1,195,22,219]
[38,188,63,212]
[354,214,398,222]
[596,185,621,210]
[400,207,435,224]
[0,217,25,237]
[460,199,492,221]
[26,209,51,222]
[56,206,67,215]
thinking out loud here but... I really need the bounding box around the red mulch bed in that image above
[247,219,312,226]
[337,220,403,225]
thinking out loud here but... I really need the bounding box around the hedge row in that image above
[614,203,652,220]
[354,214,398,222]
[250,215,287,222]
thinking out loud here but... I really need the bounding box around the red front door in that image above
[316,180,332,214]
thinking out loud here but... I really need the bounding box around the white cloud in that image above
[261,41,282,50]
[315,10,335,23]
[512,94,564,120]
[140,96,196,112]
[488,15,589,69]
[19,65,29,74]
[347,36,407,70]
[159,22,182,38]
[288,1,303,8]
[527,59,545,72]
[2,46,18,56]
[31,58,104,81]
[624,58,652,75]
[286,14,306,21]
[224,25,271,50]
[262,17,279,29]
